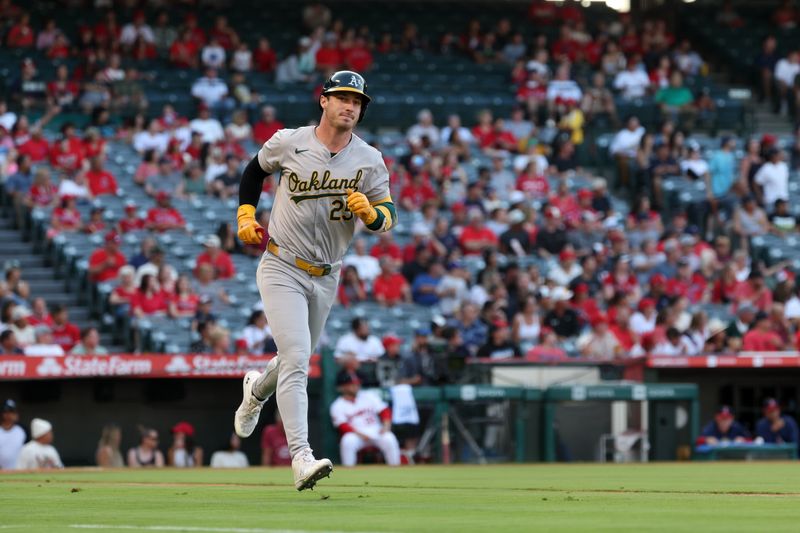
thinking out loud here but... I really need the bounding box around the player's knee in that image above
[277,342,312,365]
[340,432,361,450]
[379,432,399,448]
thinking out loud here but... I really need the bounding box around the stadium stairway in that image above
[752,102,795,136]
[0,210,124,354]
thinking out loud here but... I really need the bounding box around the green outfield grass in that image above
[2,463,800,532]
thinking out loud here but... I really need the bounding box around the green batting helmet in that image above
[319,70,371,123]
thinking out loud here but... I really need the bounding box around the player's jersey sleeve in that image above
[257,129,286,174]
[329,399,348,428]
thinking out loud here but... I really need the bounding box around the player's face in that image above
[322,93,362,130]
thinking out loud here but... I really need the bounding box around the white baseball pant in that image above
[252,252,340,459]
[339,431,401,467]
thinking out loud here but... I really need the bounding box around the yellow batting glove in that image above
[236,204,265,244]
[345,188,377,225]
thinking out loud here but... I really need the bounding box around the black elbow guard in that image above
[238,155,269,207]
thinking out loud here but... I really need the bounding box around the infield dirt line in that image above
[2,478,799,497]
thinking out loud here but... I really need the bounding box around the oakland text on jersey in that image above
[286,168,365,203]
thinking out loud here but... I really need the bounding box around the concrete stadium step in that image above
[0,256,47,269]
[0,241,35,254]
[66,306,91,322]
[41,293,79,307]
[28,280,68,296]
[16,266,55,280]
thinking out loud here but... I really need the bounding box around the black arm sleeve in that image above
[238,155,269,207]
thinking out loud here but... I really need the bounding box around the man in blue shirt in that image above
[4,153,34,230]
[756,398,799,445]
[706,137,738,235]
[701,406,750,444]
[411,261,444,307]
[454,301,488,357]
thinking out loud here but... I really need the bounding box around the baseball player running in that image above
[234,70,397,490]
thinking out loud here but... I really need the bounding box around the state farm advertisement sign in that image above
[0,354,320,380]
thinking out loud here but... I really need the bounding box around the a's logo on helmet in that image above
[348,75,361,88]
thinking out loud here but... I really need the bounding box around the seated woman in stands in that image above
[131,274,168,318]
[169,275,200,319]
[24,167,58,209]
[46,194,82,240]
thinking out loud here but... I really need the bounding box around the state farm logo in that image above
[165,356,192,373]
[36,358,63,377]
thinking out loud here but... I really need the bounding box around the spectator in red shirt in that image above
[6,12,34,48]
[27,297,53,328]
[47,64,80,108]
[49,137,84,174]
[399,172,437,211]
[609,305,637,352]
[261,410,291,466]
[252,105,283,145]
[315,35,342,71]
[82,128,107,159]
[666,258,708,304]
[47,194,82,239]
[516,160,550,200]
[253,37,277,73]
[471,109,495,149]
[84,206,107,235]
[343,37,373,72]
[132,274,168,318]
[169,30,200,69]
[169,275,200,319]
[373,258,411,307]
[337,265,367,308]
[84,156,118,196]
[528,0,558,24]
[117,201,146,233]
[370,232,402,262]
[18,129,50,162]
[194,234,235,280]
[734,270,773,312]
[88,231,127,283]
[742,311,785,351]
[49,304,81,352]
[24,167,58,208]
[146,191,186,232]
[459,210,499,256]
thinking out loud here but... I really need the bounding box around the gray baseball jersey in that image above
[257,126,390,264]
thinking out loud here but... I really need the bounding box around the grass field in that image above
[2,463,800,532]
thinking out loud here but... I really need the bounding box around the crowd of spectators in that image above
[0,1,799,365]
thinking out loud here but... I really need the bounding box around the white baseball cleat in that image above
[293,448,333,491]
[234,370,265,438]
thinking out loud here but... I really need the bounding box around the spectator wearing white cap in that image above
[24,325,66,357]
[406,109,440,146]
[16,418,63,469]
[0,399,25,469]
[9,306,35,347]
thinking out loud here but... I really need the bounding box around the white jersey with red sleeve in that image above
[329,390,391,440]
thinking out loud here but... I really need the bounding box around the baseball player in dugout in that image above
[234,70,397,491]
